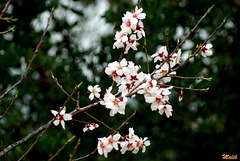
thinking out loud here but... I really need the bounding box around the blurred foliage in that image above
[0,0,240,160]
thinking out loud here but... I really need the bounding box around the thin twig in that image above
[71,102,100,116]
[0,26,14,35]
[163,84,209,92]
[63,83,82,107]
[51,73,77,103]
[0,91,18,121]
[18,120,53,161]
[170,75,206,80]
[69,138,81,161]
[73,148,97,161]
[0,121,52,157]
[1,141,7,161]
[151,5,215,77]
[0,0,12,20]
[84,112,115,132]
[49,136,76,161]
[137,0,141,8]
[0,8,54,100]
[113,110,136,135]
[143,37,150,73]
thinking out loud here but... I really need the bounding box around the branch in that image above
[49,136,76,161]
[0,25,15,35]
[1,141,7,161]
[69,138,81,161]
[51,73,77,103]
[163,84,209,92]
[18,120,53,161]
[0,0,12,20]
[0,91,18,120]
[73,111,136,160]
[84,112,115,132]
[0,120,52,157]
[0,7,54,100]
[151,5,215,76]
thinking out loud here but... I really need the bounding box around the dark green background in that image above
[0,0,239,160]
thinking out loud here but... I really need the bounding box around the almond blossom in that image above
[97,134,121,158]
[88,85,101,100]
[200,43,213,57]
[158,104,173,118]
[83,123,99,133]
[120,127,150,154]
[51,107,72,129]
[151,46,168,63]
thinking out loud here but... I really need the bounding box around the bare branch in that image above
[69,138,81,161]
[0,91,18,120]
[84,112,115,132]
[49,136,76,161]
[0,120,52,157]
[0,7,54,100]
[1,141,7,161]
[0,0,12,20]
[18,120,53,161]
[51,73,77,103]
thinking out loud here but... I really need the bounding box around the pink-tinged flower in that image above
[83,123,99,133]
[158,104,173,118]
[134,20,145,39]
[132,137,151,154]
[113,31,128,49]
[120,127,150,154]
[122,6,146,30]
[88,85,101,101]
[97,134,121,158]
[200,44,213,57]
[51,108,72,129]
[97,137,111,158]
[107,133,121,151]
[170,49,181,66]
[124,34,138,54]
[151,46,168,63]
[153,63,176,83]
[120,141,134,154]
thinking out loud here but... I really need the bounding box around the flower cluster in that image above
[151,46,181,83]
[113,6,146,54]
[105,58,146,96]
[138,80,173,118]
[97,127,150,158]
[100,87,128,116]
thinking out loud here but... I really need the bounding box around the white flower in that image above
[120,127,150,154]
[134,20,145,39]
[97,134,121,158]
[97,137,111,158]
[151,46,168,63]
[122,6,146,30]
[170,49,181,66]
[201,44,213,57]
[88,85,101,100]
[51,108,72,129]
[158,104,173,118]
[113,31,128,49]
[124,34,138,54]
[153,63,176,83]
[132,137,151,154]
[107,133,121,151]
[83,123,99,133]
